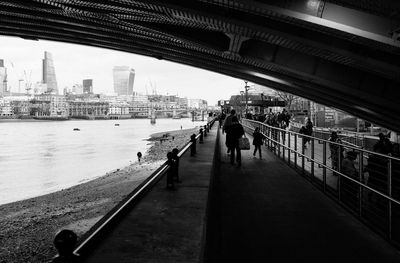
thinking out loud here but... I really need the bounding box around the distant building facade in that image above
[0,59,7,96]
[113,66,135,96]
[82,79,93,94]
[69,101,109,119]
[32,94,68,118]
[42,51,58,94]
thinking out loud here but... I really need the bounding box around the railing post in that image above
[294,134,298,169]
[323,141,326,193]
[338,145,342,200]
[311,138,315,179]
[302,136,305,175]
[359,150,364,218]
[388,158,392,240]
[288,131,291,165]
[278,128,281,157]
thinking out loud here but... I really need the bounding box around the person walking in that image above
[226,116,245,166]
[223,109,236,154]
[328,131,343,170]
[253,127,264,159]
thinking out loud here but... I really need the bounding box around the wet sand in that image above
[0,127,198,263]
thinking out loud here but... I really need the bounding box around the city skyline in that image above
[0,36,248,105]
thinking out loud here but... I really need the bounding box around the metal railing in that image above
[290,121,366,148]
[51,118,217,260]
[242,119,400,246]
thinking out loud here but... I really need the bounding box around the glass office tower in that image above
[113,66,135,96]
[42,51,58,94]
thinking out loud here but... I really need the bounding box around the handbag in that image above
[238,137,250,150]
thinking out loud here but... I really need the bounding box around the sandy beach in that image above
[0,127,198,263]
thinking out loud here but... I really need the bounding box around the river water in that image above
[0,118,206,205]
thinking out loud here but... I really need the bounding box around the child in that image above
[253,127,264,159]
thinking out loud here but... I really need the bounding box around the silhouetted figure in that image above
[199,128,204,143]
[223,110,236,154]
[166,152,176,190]
[253,127,264,159]
[226,116,245,166]
[328,131,343,171]
[190,134,197,156]
[137,152,142,162]
[51,229,81,263]
[172,148,181,183]
[373,133,393,155]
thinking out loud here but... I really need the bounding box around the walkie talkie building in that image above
[113,66,135,96]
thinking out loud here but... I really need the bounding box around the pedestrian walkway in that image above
[206,128,400,262]
[83,125,218,263]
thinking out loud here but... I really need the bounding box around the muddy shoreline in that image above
[0,127,198,263]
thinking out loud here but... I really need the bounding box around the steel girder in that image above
[0,0,400,131]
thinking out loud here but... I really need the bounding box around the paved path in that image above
[83,125,218,263]
[206,128,400,262]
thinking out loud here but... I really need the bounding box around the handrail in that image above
[241,118,400,244]
[66,117,216,258]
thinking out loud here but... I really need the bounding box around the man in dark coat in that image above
[226,116,245,166]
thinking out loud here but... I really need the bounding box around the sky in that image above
[0,36,248,105]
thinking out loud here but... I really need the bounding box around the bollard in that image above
[51,229,80,263]
[204,125,207,137]
[199,128,204,143]
[172,148,181,183]
[190,134,197,156]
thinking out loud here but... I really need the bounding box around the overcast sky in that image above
[0,36,249,105]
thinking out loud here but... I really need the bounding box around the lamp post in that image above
[244,81,250,118]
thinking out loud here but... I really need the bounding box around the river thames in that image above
[0,118,206,205]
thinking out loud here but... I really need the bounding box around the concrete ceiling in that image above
[1,0,400,132]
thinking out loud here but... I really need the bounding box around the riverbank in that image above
[0,127,198,263]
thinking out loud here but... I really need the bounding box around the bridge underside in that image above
[1,0,400,131]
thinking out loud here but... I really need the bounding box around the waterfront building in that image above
[109,103,130,119]
[188,98,208,109]
[32,94,68,118]
[0,99,13,117]
[42,51,58,94]
[113,66,135,96]
[0,59,7,97]
[11,100,31,117]
[69,101,109,119]
[178,97,188,108]
[129,103,149,118]
[83,79,93,94]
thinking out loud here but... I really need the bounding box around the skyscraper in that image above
[83,79,93,94]
[0,59,7,96]
[113,66,135,96]
[42,51,58,94]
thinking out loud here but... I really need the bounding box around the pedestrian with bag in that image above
[226,116,245,166]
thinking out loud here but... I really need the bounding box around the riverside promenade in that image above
[83,125,218,262]
[81,124,400,262]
